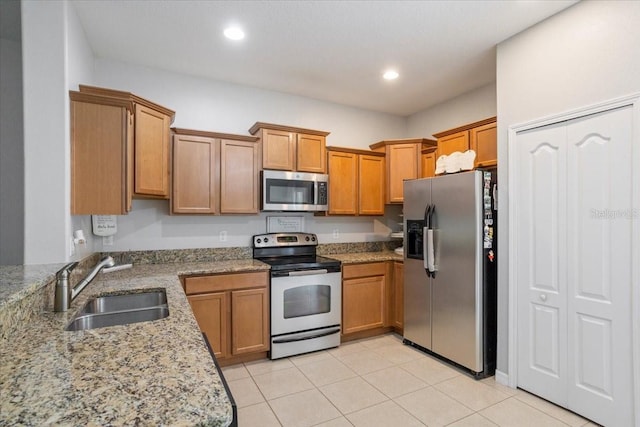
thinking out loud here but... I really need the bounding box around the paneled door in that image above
[515,105,634,426]
[565,106,633,425]
[515,123,568,406]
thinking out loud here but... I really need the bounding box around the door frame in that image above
[507,92,640,425]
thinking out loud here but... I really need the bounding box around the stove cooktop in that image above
[256,255,341,271]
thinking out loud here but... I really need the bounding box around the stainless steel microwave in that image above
[261,170,328,211]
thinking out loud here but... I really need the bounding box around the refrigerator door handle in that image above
[427,205,437,277]
[423,204,432,276]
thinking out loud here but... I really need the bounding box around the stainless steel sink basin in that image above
[65,289,169,331]
[78,290,167,314]
[66,306,169,331]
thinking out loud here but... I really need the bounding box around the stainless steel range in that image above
[253,232,342,359]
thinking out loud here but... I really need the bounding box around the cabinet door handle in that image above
[540,294,547,302]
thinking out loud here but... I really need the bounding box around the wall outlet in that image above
[332,229,339,239]
[103,235,114,246]
[219,231,227,242]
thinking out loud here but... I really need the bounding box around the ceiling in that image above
[67,1,576,116]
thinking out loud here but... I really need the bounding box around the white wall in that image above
[94,59,406,149]
[0,21,24,265]
[406,82,496,138]
[21,1,68,264]
[495,0,640,375]
[0,35,24,266]
[66,0,96,261]
[21,0,95,264]
[91,59,407,251]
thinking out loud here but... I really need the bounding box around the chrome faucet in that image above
[54,256,115,312]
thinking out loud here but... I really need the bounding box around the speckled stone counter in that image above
[1,259,268,426]
[327,250,403,264]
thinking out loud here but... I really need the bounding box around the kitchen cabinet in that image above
[421,146,438,178]
[326,147,385,215]
[184,271,269,364]
[470,121,497,168]
[171,128,260,215]
[370,138,436,204]
[342,262,391,336]
[70,91,134,214]
[433,117,497,168]
[78,85,175,199]
[249,122,329,173]
[392,261,404,331]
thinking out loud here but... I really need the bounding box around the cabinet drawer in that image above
[184,271,268,295]
[342,262,387,279]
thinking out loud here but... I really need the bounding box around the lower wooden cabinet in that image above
[392,261,404,331]
[342,262,390,336]
[184,271,269,363]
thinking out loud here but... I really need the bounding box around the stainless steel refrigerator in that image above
[403,170,497,378]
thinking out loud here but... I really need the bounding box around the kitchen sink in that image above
[78,290,167,314]
[65,289,169,331]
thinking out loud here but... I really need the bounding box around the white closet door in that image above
[566,106,634,426]
[516,123,568,406]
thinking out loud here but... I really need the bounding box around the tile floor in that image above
[223,333,599,427]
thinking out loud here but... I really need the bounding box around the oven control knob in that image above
[264,237,269,243]
[305,236,310,241]
[256,238,261,244]
[311,236,316,241]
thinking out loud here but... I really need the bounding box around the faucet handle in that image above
[57,261,79,278]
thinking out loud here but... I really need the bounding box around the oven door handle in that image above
[272,327,341,344]
[286,269,328,276]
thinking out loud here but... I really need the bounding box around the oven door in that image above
[271,270,341,336]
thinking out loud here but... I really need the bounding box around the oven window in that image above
[283,285,330,318]
[266,179,314,205]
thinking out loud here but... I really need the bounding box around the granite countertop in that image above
[0,249,400,426]
[0,259,268,427]
[327,250,403,264]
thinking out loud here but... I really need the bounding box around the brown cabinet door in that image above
[296,133,326,173]
[421,150,437,178]
[327,150,358,215]
[134,104,170,197]
[342,275,386,334]
[188,292,229,359]
[358,154,385,215]
[71,99,131,215]
[393,262,404,330]
[387,143,419,203]
[172,134,217,214]
[470,121,497,167]
[262,129,295,170]
[220,139,259,214]
[437,130,469,157]
[231,288,269,355]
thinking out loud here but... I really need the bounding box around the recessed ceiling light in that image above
[383,70,399,80]
[224,26,245,41]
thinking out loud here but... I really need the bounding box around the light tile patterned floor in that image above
[223,333,598,427]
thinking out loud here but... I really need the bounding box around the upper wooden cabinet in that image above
[370,138,436,204]
[326,147,385,215]
[433,117,497,168]
[249,122,329,173]
[470,121,497,168]
[171,128,260,215]
[70,92,134,215]
[77,85,175,199]
[421,146,438,178]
